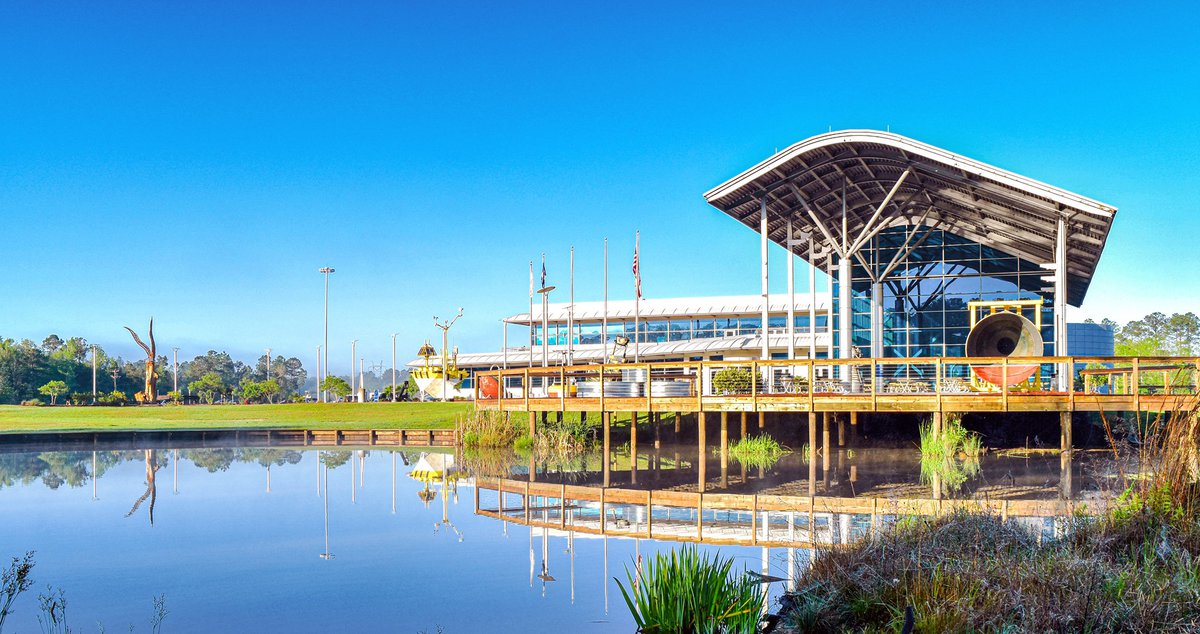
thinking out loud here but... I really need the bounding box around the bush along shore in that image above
[776,405,1200,633]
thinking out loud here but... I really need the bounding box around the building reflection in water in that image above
[0,431,1093,606]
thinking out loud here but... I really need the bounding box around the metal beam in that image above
[849,168,911,254]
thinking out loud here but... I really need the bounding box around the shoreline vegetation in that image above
[773,406,1200,632]
[0,402,469,434]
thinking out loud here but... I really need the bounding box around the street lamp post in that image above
[391,333,400,402]
[537,285,556,367]
[433,309,464,401]
[350,339,358,402]
[319,267,335,402]
[316,345,322,401]
[264,348,272,381]
[172,347,179,394]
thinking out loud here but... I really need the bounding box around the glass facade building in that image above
[835,226,1057,359]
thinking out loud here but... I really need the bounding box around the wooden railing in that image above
[475,356,1200,413]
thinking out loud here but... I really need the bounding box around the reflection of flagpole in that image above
[391,453,396,514]
[603,534,609,614]
[529,526,535,587]
[92,451,98,500]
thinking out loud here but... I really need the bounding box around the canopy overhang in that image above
[703,130,1116,306]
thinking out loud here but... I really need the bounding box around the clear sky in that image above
[2,1,1198,372]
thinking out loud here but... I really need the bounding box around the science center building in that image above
[416,130,1118,394]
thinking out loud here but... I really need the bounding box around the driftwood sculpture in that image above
[124,318,158,404]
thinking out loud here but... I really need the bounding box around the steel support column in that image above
[1055,216,1069,391]
[760,197,770,367]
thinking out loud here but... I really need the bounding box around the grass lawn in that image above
[0,401,471,434]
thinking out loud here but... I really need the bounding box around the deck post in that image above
[697,412,707,493]
[740,412,748,439]
[822,412,831,475]
[808,412,818,496]
[630,411,638,485]
[528,411,536,439]
[758,411,765,430]
[653,412,661,449]
[1060,411,1072,453]
[602,411,611,488]
[674,411,681,435]
[720,412,729,488]
[838,415,845,447]
[932,411,943,436]
[850,411,858,443]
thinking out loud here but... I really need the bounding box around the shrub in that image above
[712,367,753,395]
[460,408,522,448]
[97,391,127,406]
[67,393,92,406]
[617,545,763,633]
[19,399,43,407]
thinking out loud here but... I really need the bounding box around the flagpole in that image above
[634,230,640,363]
[603,238,608,363]
[569,246,575,366]
[541,253,548,368]
[529,260,534,369]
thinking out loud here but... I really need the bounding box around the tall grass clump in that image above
[919,414,983,495]
[617,546,763,634]
[458,408,521,448]
[727,434,787,470]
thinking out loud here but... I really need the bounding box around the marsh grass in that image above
[918,414,984,495]
[782,402,1200,633]
[617,546,763,634]
[727,434,787,470]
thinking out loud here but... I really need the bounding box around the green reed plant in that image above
[727,434,787,470]
[616,546,763,634]
[919,414,983,495]
[459,408,522,448]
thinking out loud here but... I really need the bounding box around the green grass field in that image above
[0,402,471,434]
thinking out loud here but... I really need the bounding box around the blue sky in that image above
[2,1,1198,372]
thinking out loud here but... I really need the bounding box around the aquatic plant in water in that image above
[919,414,984,495]
[727,434,788,470]
[617,546,763,634]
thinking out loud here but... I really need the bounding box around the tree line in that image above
[1091,311,1200,356]
[0,334,308,405]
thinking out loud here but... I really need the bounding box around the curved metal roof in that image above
[703,130,1117,306]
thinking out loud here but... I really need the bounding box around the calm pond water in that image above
[0,432,1116,632]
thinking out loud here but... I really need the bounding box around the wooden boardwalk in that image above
[477,356,1199,416]
[474,477,1081,549]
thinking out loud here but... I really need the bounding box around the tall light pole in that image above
[316,345,322,401]
[91,344,98,403]
[172,347,180,394]
[264,348,272,381]
[537,286,556,367]
[433,308,464,401]
[319,267,335,402]
[350,339,357,402]
[391,333,399,402]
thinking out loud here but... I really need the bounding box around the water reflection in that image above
[0,431,1115,631]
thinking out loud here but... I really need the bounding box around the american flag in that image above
[632,231,641,299]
